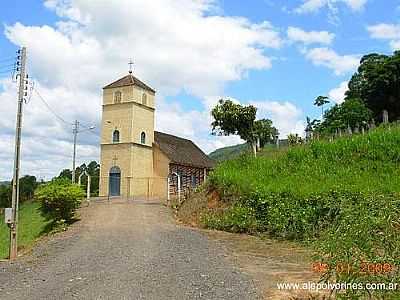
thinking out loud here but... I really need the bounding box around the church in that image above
[99,72,215,199]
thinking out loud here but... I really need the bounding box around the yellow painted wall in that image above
[99,79,162,198]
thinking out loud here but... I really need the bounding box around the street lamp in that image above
[72,120,95,184]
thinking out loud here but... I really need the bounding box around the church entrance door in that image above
[109,166,121,196]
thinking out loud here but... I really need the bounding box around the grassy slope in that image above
[208,143,249,162]
[0,201,50,259]
[210,127,400,197]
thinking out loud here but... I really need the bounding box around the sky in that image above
[0,0,399,181]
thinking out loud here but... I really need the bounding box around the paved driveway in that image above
[0,199,260,300]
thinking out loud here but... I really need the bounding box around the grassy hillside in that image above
[208,141,287,162]
[208,143,249,161]
[0,201,50,259]
[184,125,400,299]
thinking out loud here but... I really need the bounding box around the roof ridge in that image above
[103,74,155,93]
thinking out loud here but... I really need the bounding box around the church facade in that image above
[99,73,214,199]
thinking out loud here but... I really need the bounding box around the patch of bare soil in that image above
[204,230,326,300]
[177,190,327,300]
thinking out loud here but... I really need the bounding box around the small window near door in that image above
[113,130,120,143]
[142,93,147,105]
[140,131,146,144]
[114,91,122,103]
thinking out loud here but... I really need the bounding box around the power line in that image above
[33,87,73,126]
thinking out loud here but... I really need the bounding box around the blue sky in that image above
[0,0,399,180]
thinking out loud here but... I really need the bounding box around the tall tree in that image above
[253,119,278,148]
[211,99,277,156]
[346,51,400,121]
[315,98,372,134]
[314,96,330,116]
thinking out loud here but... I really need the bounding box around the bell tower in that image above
[99,72,156,197]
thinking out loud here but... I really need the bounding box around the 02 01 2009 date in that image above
[312,262,395,275]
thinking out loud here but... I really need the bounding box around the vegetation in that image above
[211,99,278,155]
[35,178,84,225]
[0,175,39,208]
[315,98,373,135]
[208,143,250,162]
[347,51,400,121]
[200,125,400,299]
[0,201,50,259]
[57,161,100,196]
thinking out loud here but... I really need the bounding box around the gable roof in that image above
[154,131,215,169]
[103,74,156,93]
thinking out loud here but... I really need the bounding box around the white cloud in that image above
[251,100,305,138]
[1,0,284,180]
[367,23,400,50]
[305,47,360,75]
[295,0,368,14]
[328,81,348,104]
[287,26,335,45]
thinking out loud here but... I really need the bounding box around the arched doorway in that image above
[109,166,121,196]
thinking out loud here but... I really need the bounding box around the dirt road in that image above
[0,199,260,299]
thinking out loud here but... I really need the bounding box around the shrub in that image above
[204,125,400,298]
[201,204,259,233]
[35,178,84,224]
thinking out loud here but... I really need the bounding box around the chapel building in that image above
[99,72,214,199]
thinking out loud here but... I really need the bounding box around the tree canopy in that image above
[211,99,278,150]
[346,51,400,121]
[315,98,372,134]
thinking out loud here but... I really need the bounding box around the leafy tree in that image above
[211,99,278,156]
[253,119,279,148]
[0,184,11,208]
[58,169,72,180]
[288,133,303,146]
[57,161,100,196]
[346,51,400,121]
[314,96,330,116]
[211,99,258,155]
[19,175,38,201]
[315,98,372,134]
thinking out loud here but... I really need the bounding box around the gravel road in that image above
[0,199,260,300]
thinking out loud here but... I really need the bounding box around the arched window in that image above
[113,130,120,143]
[114,91,122,104]
[140,131,146,144]
[142,93,147,105]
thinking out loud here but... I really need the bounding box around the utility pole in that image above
[72,120,79,184]
[9,47,27,260]
[71,121,95,184]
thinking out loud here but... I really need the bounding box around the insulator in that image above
[17,56,21,60]
[16,67,20,71]
[17,50,21,54]
[16,62,20,66]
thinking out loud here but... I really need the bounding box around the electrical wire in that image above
[33,87,73,126]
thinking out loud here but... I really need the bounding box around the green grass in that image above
[0,201,50,259]
[203,125,400,299]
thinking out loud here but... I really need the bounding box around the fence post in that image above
[87,175,91,202]
[167,177,170,203]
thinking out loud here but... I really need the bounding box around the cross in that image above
[128,59,134,74]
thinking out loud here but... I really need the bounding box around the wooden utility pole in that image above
[9,47,27,260]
